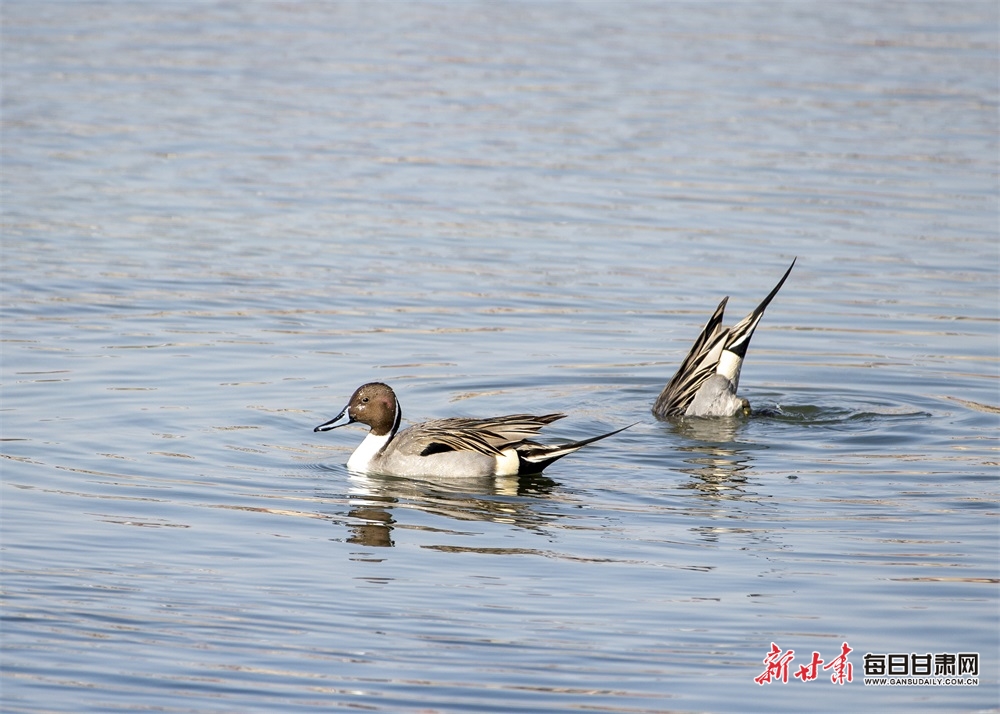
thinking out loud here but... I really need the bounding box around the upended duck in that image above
[315,381,631,477]
[653,259,796,419]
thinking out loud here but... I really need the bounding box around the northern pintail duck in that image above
[315,382,631,477]
[653,259,796,418]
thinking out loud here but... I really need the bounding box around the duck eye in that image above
[361,397,369,403]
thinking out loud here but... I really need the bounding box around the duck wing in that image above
[414,414,566,457]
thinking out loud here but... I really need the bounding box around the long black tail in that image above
[517,423,635,474]
[725,257,796,359]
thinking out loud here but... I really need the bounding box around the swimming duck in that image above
[653,259,796,418]
[315,382,631,477]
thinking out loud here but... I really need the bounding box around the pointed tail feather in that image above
[724,258,796,359]
[518,423,635,473]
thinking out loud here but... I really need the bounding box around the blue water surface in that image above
[2,2,997,712]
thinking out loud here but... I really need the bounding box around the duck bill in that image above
[314,407,353,432]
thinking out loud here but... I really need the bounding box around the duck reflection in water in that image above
[342,472,558,548]
[671,417,758,498]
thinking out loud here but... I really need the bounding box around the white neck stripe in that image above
[346,431,392,472]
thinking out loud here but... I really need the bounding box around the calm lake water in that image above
[2,2,997,712]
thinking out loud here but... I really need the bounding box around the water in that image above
[2,2,997,712]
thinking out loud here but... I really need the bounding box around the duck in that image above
[653,258,796,418]
[314,382,631,477]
